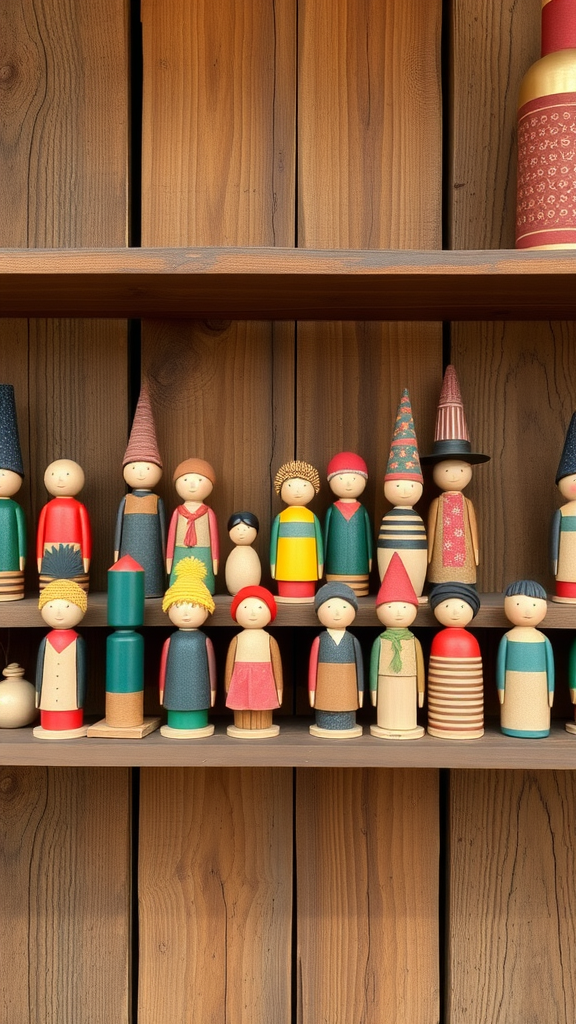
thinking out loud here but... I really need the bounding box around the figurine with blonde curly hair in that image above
[270,460,323,602]
[34,579,88,739]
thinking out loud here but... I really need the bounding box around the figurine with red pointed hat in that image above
[378,389,427,601]
[225,586,283,737]
[114,382,166,598]
[166,458,219,593]
[551,412,576,603]
[369,552,425,738]
[422,365,490,587]
[323,452,373,598]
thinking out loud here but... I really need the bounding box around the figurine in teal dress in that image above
[308,582,364,737]
[323,452,372,598]
[497,579,554,738]
[0,384,26,601]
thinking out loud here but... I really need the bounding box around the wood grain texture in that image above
[296,768,439,1024]
[448,770,576,1023]
[0,766,131,1023]
[138,767,293,1024]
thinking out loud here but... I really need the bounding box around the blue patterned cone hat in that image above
[385,389,423,483]
[0,384,24,476]
[556,412,576,483]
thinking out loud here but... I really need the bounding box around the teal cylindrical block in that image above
[167,709,209,730]
[106,630,144,694]
[107,555,145,628]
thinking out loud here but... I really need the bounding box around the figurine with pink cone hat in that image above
[323,451,373,598]
[114,382,166,597]
[369,552,425,739]
[551,412,576,603]
[377,389,427,602]
[422,365,490,588]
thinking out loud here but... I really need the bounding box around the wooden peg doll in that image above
[566,635,576,735]
[497,579,554,738]
[378,389,427,601]
[225,586,283,737]
[0,385,26,601]
[370,552,425,739]
[308,582,364,738]
[33,579,88,739]
[323,452,373,598]
[37,459,92,593]
[551,412,576,603]
[114,383,166,598]
[270,460,323,603]
[159,557,217,739]
[225,511,262,595]
[166,458,219,594]
[422,365,490,587]
[428,583,484,739]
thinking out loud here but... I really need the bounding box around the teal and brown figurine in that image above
[308,582,364,738]
[497,580,554,738]
[0,385,26,601]
[323,452,373,598]
[378,388,427,601]
[551,412,576,603]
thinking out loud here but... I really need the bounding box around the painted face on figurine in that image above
[432,459,472,492]
[504,593,547,627]
[433,598,475,628]
[384,479,423,506]
[317,597,356,629]
[329,473,367,500]
[234,596,272,629]
[40,598,85,630]
[281,477,315,507]
[558,474,576,500]
[175,472,213,503]
[229,522,258,546]
[376,600,418,629]
[168,602,210,629]
[123,461,162,490]
[0,468,22,498]
[44,459,85,497]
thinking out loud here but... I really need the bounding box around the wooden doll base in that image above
[160,723,215,739]
[417,595,429,605]
[551,595,576,604]
[275,595,315,604]
[0,570,25,601]
[565,721,576,735]
[87,717,161,739]
[309,723,363,739]
[427,725,484,740]
[33,724,88,740]
[370,724,425,740]
[227,724,280,738]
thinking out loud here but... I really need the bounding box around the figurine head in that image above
[326,452,368,501]
[227,511,259,547]
[432,459,473,493]
[162,557,215,627]
[39,579,87,629]
[274,460,320,508]
[173,458,216,503]
[503,579,548,628]
[44,459,85,497]
[383,478,423,507]
[231,585,277,629]
[123,461,163,490]
[314,581,357,629]
[375,551,418,628]
[385,389,423,506]
[0,468,23,498]
[429,583,480,628]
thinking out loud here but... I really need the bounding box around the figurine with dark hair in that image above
[497,580,554,738]
[428,582,483,738]
[551,412,576,603]
[308,582,364,738]
[225,511,261,595]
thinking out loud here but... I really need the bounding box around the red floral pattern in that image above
[516,92,576,248]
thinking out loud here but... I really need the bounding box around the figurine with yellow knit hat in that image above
[159,557,216,738]
[114,383,166,597]
[33,579,88,739]
[323,452,373,598]
[270,460,323,603]
[166,458,219,593]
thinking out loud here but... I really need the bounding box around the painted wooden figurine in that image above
[497,580,554,738]
[33,579,88,739]
[308,582,364,738]
[323,452,372,598]
[370,552,425,739]
[378,389,427,601]
[225,511,261,595]
[0,384,26,600]
[566,634,576,735]
[114,383,166,598]
[422,365,490,587]
[159,557,217,739]
[428,583,484,739]
[225,586,283,737]
[166,458,219,594]
[270,460,323,603]
[551,412,576,603]
[37,459,92,592]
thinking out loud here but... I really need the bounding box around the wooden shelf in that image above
[2,719,575,768]
[1,247,576,320]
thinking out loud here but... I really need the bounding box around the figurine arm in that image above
[353,634,364,708]
[322,504,332,559]
[37,504,47,572]
[35,637,47,708]
[113,497,127,561]
[369,637,381,707]
[545,636,555,707]
[224,636,238,694]
[466,497,479,566]
[269,635,283,706]
[15,501,26,570]
[165,509,178,574]
[269,515,280,579]
[206,636,217,706]
[76,636,87,709]
[308,635,320,708]
[550,508,562,577]
[79,503,92,572]
[208,507,219,575]
[427,499,439,564]
[158,497,167,559]
[496,635,508,704]
[415,637,425,708]
[364,506,373,570]
[314,513,324,578]
[159,636,170,705]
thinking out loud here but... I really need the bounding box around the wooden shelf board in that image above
[1,719,575,768]
[1,247,576,320]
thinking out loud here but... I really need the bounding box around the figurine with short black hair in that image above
[428,583,483,739]
[225,511,261,595]
[497,580,554,737]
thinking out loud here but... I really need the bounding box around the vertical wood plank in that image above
[0,767,131,1023]
[138,767,293,1024]
[296,768,440,1024]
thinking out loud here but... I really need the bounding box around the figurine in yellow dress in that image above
[270,460,323,603]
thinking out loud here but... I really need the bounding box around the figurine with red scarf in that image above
[166,458,219,594]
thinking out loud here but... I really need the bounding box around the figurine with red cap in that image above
[369,552,425,739]
[323,451,373,598]
[225,585,283,737]
[166,457,219,593]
